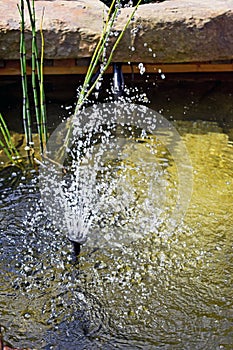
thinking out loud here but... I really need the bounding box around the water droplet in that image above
[138,63,145,75]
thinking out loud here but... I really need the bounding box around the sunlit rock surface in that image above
[0,0,107,60]
[0,0,233,63]
[116,0,233,63]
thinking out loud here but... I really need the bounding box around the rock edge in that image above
[0,0,233,63]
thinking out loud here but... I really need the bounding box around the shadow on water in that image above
[0,74,233,349]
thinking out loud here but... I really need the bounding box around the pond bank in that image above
[0,0,233,70]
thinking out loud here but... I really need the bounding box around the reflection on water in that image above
[0,120,233,349]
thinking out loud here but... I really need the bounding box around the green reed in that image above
[18,0,48,157]
[1,0,142,167]
[74,0,118,112]
[0,113,21,164]
[18,0,33,154]
[26,0,47,153]
[75,0,142,112]
[57,0,142,163]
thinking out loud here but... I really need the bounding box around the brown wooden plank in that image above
[44,65,89,74]
[53,59,76,67]
[139,63,233,73]
[0,60,233,75]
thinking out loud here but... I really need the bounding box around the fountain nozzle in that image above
[70,240,81,256]
[113,63,124,99]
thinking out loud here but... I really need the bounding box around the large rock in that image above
[115,0,233,63]
[0,0,107,59]
[0,0,233,63]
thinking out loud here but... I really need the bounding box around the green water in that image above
[0,119,232,349]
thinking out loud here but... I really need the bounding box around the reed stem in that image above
[75,0,142,111]
[18,0,33,152]
[85,0,142,101]
[75,1,119,113]
[0,113,21,163]
[25,0,47,154]
[26,0,40,149]
[40,7,48,151]
[56,0,142,163]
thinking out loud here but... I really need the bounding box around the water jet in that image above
[0,74,233,349]
[0,1,233,348]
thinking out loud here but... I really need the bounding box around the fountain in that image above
[0,72,233,349]
[0,1,233,348]
[39,97,193,255]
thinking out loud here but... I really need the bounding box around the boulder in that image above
[0,0,107,60]
[115,0,233,63]
[0,0,233,63]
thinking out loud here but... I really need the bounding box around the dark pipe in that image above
[70,240,81,256]
[113,63,124,99]
[69,64,124,258]
[91,62,124,100]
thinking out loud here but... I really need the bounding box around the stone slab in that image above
[116,0,233,63]
[0,0,107,60]
[0,0,233,64]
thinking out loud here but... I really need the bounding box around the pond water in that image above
[0,75,233,349]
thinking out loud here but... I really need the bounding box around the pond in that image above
[0,74,233,349]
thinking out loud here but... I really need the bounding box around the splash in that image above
[39,102,193,248]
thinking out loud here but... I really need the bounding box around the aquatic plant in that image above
[18,0,33,155]
[75,0,142,111]
[57,0,142,162]
[26,0,47,152]
[1,0,142,167]
[0,113,21,165]
[18,0,47,157]
[1,0,47,166]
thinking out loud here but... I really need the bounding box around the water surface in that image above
[0,117,232,349]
